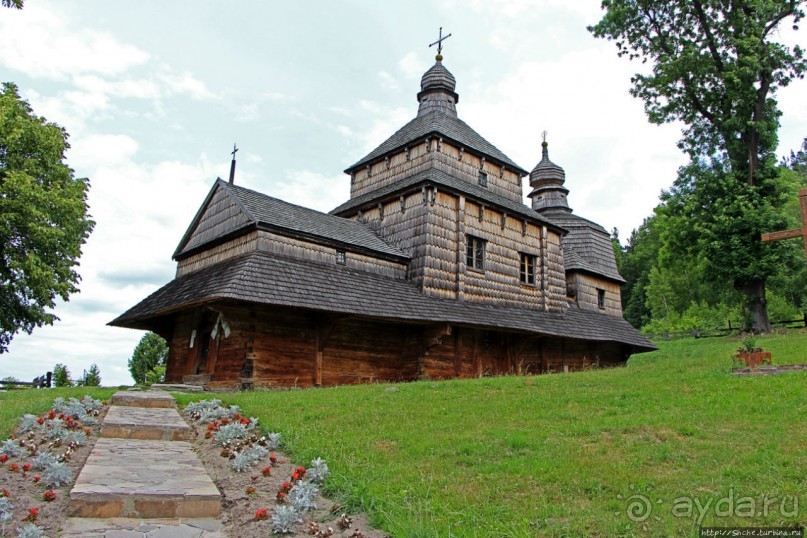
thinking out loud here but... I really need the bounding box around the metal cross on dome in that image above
[429,27,452,57]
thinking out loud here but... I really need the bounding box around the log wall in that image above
[163,305,631,389]
[567,272,623,316]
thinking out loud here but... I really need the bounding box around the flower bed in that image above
[183,399,386,537]
[0,396,106,538]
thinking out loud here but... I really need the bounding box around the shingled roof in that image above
[345,110,528,175]
[331,166,563,233]
[174,179,407,261]
[541,210,625,283]
[111,251,654,351]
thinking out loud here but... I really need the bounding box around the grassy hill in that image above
[2,331,804,536]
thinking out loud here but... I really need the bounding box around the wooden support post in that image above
[453,328,462,377]
[762,188,807,258]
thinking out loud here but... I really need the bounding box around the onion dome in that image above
[528,140,571,213]
[417,58,459,118]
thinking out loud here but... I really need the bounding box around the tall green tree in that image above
[128,333,168,385]
[591,0,806,331]
[52,363,73,387]
[0,83,95,352]
[83,363,101,386]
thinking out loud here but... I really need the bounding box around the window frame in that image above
[519,252,537,286]
[478,170,488,187]
[597,288,606,309]
[466,235,486,272]
[335,250,347,265]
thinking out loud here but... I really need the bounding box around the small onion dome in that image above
[530,141,565,183]
[420,59,456,93]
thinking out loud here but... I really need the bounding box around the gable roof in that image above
[110,250,654,351]
[540,210,625,283]
[174,179,408,261]
[330,166,564,233]
[345,110,528,175]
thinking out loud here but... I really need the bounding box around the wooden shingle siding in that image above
[359,192,431,288]
[351,142,430,198]
[567,272,623,316]
[177,231,259,277]
[179,185,251,255]
[257,231,407,279]
[545,233,568,312]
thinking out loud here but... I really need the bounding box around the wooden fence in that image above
[646,314,807,341]
[0,372,52,389]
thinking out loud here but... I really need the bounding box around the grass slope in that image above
[0,387,116,439]
[175,331,805,537]
[2,333,802,536]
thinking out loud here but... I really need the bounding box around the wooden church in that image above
[111,48,655,390]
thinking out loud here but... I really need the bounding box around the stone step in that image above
[111,390,177,408]
[61,517,224,537]
[69,438,221,519]
[100,406,192,441]
[182,374,211,386]
[151,383,205,392]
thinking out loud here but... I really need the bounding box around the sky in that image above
[1,1,805,386]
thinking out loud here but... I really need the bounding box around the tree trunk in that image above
[740,279,772,333]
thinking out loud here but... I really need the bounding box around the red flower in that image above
[240,417,250,425]
[269,454,278,466]
[261,466,271,477]
[42,490,57,502]
[9,463,19,473]
[291,466,306,482]
[36,417,44,425]
[279,481,292,494]
[251,475,259,482]
[246,486,256,495]
[23,463,31,472]
[23,507,38,522]
[254,508,269,521]
[32,476,41,483]
[48,410,56,420]
[0,454,8,464]
[0,488,9,497]
[276,491,287,503]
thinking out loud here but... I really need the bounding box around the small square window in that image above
[335,250,346,265]
[597,289,606,309]
[466,235,485,271]
[478,170,488,187]
[519,253,536,285]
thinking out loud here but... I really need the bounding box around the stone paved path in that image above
[65,391,224,537]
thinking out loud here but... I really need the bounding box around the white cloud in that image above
[398,51,424,79]
[271,170,350,213]
[378,70,399,91]
[158,72,218,101]
[0,4,149,80]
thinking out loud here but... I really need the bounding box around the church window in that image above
[478,170,488,187]
[466,235,485,271]
[520,253,536,285]
[597,288,606,309]
[336,250,346,265]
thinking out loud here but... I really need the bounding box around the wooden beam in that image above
[762,188,807,258]
[762,228,803,242]
[453,328,462,377]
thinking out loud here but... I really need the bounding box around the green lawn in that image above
[0,386,117,439]
[3,333,804,537]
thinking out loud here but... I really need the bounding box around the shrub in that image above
[0,439,22,458]
[271,505,301,534]
[288,480,319,512]
[42,460,71,486]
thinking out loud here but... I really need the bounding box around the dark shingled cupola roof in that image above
[345,55,527,175]
[528,140,570,213]
[528,139,625,283]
